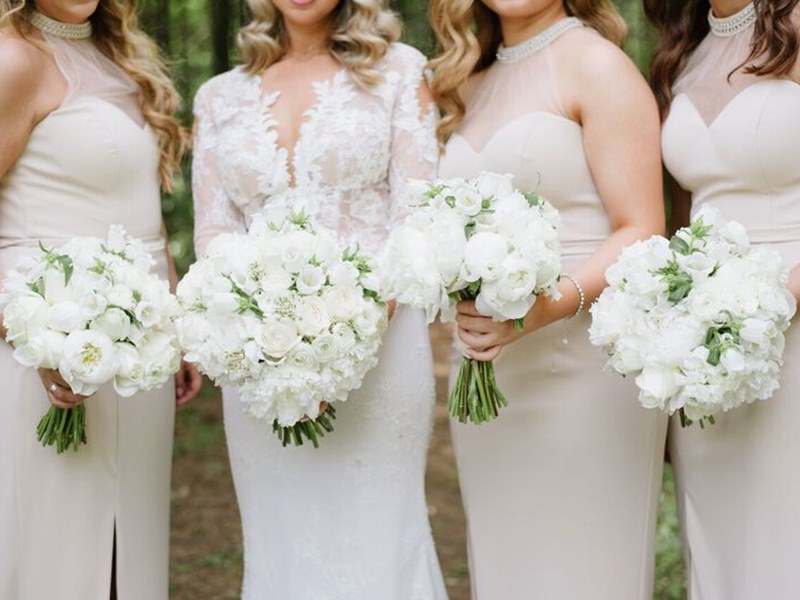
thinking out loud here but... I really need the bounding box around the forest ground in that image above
[169,324,685,599]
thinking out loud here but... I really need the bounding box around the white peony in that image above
[58,329,118,395]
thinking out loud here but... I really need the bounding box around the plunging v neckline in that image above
[250,68,347,188]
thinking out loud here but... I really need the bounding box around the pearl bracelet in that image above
[561,273,585,320]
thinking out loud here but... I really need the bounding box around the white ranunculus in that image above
[59,329,119,395]
[258,321,301,360]
[296,296,331,337]
[452,186,484,217]
[287,342,316,370]
[91,307,133,342]
[331,322,356,351]
[311,333,338,363]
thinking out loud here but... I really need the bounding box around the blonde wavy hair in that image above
[0,0,186,191]
[239,0,401,89]
[430,0,628,143]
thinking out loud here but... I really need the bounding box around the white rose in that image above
[296,296,331,337]
[47,301,87,333]
[323,286,360,321]
[288,342,317,370]
[113,343,145,397]
[452,187,484,217]
[311,333,338,363]
[91,307,133,342]
[258,321,301,360]
[58,329,119,395]
[296,264,327,296]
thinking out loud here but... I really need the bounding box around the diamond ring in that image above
[49,383,59,394]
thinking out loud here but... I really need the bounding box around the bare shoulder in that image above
[0,33,46,97]
[551,27,656,120]
[552,27,643,86]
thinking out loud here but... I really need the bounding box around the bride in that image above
[191,0,447,598]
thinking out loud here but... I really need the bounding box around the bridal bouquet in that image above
[589,207,796,426]
[0,226,181,453]
[379,172,562,424]
[176,209,387,447]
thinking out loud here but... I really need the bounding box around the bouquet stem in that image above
[273,405,337,449]
[678,408,715,429]
[448,357,508,424]
[36,405,87,454]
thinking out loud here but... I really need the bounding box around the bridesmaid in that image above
[430,1,667,598]
[647,1,800,597]
[0,1,200,599]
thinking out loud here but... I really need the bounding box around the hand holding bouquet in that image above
[589,206,796,426]
[379,172,562,424]
[0,226,181,452]
[176,209,387,447]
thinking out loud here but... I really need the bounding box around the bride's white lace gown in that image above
[192,43,448,600]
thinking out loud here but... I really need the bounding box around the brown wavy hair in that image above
[429,0,628,143]
[239,0,401,90]
[0,0,187,191]
[645,0,800,119]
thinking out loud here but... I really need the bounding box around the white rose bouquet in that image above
[379,172,562,424]
[176,209,387,447]
[589,206,797,426]
[0,226,181,453]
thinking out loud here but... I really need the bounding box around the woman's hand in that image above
[387,300,397,321]
[456,300,528,362]
[175,360,202,407]
[38,368,87,409]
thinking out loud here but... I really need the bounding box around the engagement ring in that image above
[49,383,59,393]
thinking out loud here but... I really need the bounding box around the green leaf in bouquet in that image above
[288,209,312,229]
[524,192,543,208]
[657,260,693,304]
[668,235,691,256]
[689,216,713,240]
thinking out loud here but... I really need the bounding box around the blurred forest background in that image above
[137,1,685,598]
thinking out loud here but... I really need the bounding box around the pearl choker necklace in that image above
[708,3,756,37]
[496,17,583,64]
[25,9,92,40]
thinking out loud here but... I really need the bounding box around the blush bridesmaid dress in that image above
[439,17,668,600]
[0,18,175,600]
[661,4,800,599]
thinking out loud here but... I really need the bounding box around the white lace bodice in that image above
[192,43,437,256]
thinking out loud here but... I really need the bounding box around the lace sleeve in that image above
[192,85,246,257]
[388,49,439,226]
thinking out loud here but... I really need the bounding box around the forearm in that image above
[161,222,179,293]
[521,223,660,334]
